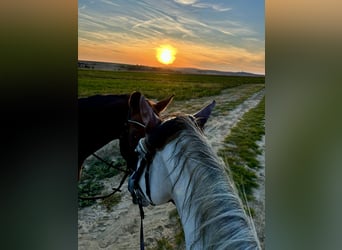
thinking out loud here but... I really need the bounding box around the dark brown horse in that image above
[78,92,173,180]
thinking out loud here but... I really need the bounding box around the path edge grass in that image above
[218,96,265,210]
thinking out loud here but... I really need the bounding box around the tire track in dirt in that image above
[78,84,265,249]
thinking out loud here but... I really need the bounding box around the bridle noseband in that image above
[127,119,146,128]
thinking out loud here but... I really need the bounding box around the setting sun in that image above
[156,45,177,65]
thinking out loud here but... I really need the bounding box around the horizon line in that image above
[78,59,265,76]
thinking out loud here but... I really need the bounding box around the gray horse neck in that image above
[163,135,260,249]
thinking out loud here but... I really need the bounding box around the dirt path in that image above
[78,84,265,249]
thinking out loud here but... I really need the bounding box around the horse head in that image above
[120,91,174,173]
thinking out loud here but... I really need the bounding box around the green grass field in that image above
[78,69,264,100]
[78,68,265,247]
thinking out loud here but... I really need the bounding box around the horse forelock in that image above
[147,115,260,249]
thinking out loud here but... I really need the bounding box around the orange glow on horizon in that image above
[78,40,265,74]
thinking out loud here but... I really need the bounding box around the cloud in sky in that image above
[174,0,197,5]
[78,0,264,74]
[192,2,232,12]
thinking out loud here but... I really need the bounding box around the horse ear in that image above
[140,95,161,130]
[149,95,174,113]
[193,100,216,129]
[129,91,142,113]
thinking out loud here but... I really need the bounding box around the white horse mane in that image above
[152,115,260,249]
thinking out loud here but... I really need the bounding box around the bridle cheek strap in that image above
[128,138,156,250]
[135,138,155,205]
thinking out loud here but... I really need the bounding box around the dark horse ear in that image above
[148,94,174,113]
[193,100,216,129]
[130,92,174,115]
[129,91,142,114]
[139,95,162,130]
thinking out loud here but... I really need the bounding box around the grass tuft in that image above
[101,193,122,211]
[148,237,174,250]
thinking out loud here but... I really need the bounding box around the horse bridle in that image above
[126,118,156,207]
[128,138,155,205]
[127,137,156,250]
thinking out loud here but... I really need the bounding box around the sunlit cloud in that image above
[132,16,197,39]
[192,3,232,12]
[174,0,197,5]
[173,42,264,73]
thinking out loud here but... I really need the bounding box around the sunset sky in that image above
[78,0,264,74]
